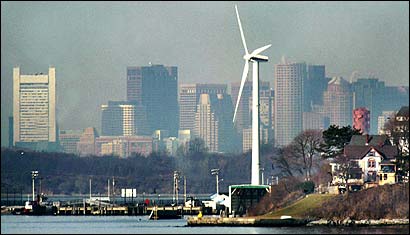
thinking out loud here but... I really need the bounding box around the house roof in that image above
[397,106,409,117]
[349,135,391,146]
[344,145,398,160]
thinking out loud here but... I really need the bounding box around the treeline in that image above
[1,147,272,195]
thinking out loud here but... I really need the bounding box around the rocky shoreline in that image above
[307,218,409,226]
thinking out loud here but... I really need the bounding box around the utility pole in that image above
[31,171,38,201]
[173,171,180,205]
[211,169,220,195]
[112,177,115,205]
[184,176,186,204]
[260,168,264,185]
[89,178,92,200]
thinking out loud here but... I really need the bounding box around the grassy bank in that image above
[261,194,335,219]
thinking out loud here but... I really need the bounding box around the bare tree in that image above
[290,130,323,181]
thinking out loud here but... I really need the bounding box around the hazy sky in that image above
[1,1,409,147]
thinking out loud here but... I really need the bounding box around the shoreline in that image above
[186,216,409,227]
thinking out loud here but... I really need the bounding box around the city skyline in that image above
[1,1,409,147]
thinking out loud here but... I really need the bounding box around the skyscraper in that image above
[101,101,149,136]
[127,64,178,136]
[179,83,227,132]
[13,67,57,151]
[304,65,330,111]
[231,81,252,132]
[323,77,353,128]
[353,107,371,134]
[274,61,306,146]
[194,94,219,152]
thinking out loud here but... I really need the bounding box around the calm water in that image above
[1,215,409,234]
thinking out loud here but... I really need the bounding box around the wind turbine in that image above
[233,5,271,185]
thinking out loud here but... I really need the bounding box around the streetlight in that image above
[31,171,39,201]
[211,169,220,195]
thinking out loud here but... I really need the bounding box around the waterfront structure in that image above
[353,107,371,134]
[59,129,83,154]
[101,101,149,136]
[323,77,353,128]
[194,94,219,152]
[179,84,227,132]
[13,67,57,151]
[77,127,99,156]
[126,64,178,135]
[274,61,306,146]
[95,135,153,157]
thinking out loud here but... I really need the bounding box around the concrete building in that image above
[59,129,83,154]
[353,107,371,134]
[377,111,396,135]
[194,94,219,152]
[126,64,178,136]
[179,84,227,132]
[274,61,306,146]
[242,127,269,153]
[101,101,149,136]
[303,112,330,131]
[77,127,99,156]
[13,67,57,151]
[323,77,353,128]
[95,135,153,157]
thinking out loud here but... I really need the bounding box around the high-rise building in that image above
[231,81,252,132]
[194,94,219,152]
[302,112,330,131]
[13,67,57,151]
[323,77,353,128]
[101,101,149,136]
[179,84,227,132]
[274,61,306,146]
[77,127,99,156]
[377,111,395,135]
[95,135,153,158]
[59,129,83,154]
[212,93,236,153]
[126,64,178,136]
[351,78,385,134]
[353,107,371,134]
[304,65,329,111]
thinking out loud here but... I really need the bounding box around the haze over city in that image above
[1,1,409,147]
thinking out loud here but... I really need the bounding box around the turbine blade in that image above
[235,5,248,54]
[233,61,249,123]
[250,44,271,57]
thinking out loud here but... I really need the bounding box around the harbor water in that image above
[1,215,409,234]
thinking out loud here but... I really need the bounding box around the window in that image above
[379,174,383,181]
[368,158,376,168]
[384,174,388,180]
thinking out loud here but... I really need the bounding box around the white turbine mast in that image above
[233,5,271,185]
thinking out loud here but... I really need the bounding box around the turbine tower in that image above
[233,5,271,185]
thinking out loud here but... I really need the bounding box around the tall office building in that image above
[377,111,396,135]
[231,81,253,132]
[179,84,227,132]
[77,127,99,156]
[101,101,149,136]
[323,77,353,128]
[352,107,371,134]
[274,61,306,146]
[194,94,219,152]
[304,65,329,111]
[13,67,57,151]
[126,64,178,136]
[59,129,83,154]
